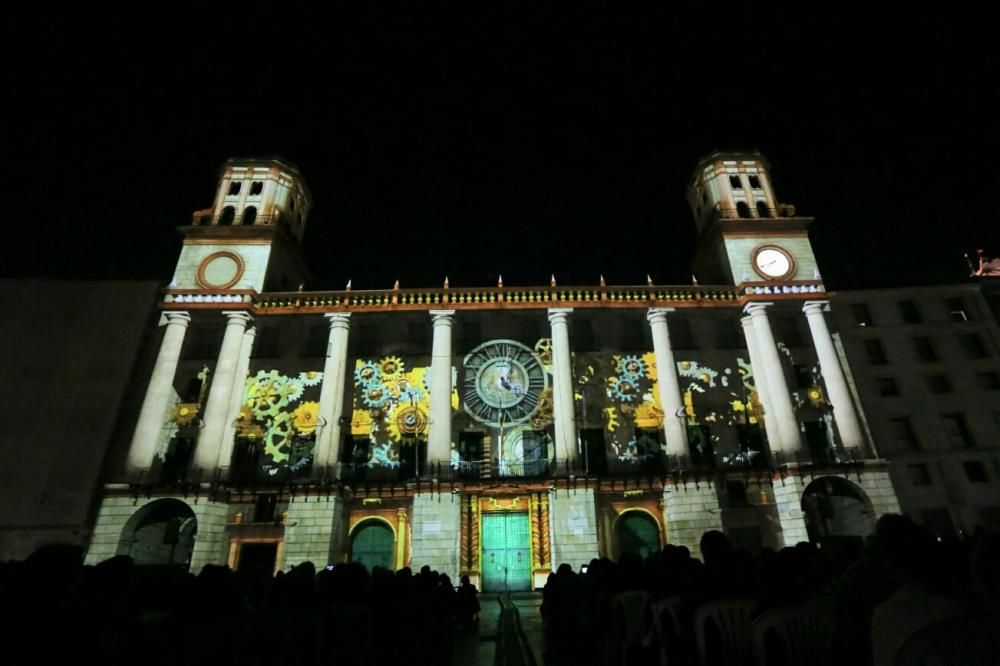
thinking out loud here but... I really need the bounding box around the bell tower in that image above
[688,151,822,289]
[170,157,312,293]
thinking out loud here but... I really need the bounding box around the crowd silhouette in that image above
[1,514,997,666]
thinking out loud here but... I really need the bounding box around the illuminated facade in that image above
[86,154,902,589]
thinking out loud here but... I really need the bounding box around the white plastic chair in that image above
[693,598,759,666]
[750,605,836,666]
[608,590,655,666]
[651,596,683,666]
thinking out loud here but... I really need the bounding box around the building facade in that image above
[832,284,1000,535]
[85,153,901,590]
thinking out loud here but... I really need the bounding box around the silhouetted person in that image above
[456,574,480,628]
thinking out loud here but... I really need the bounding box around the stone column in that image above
[315,313,352,474]
[740,316,782,455]
[195,311,252,473]
[744,303,801,454]
[647,308,689,457]
[548,308,578,469]
[126,311,191,474]
[803,301,865,450]
[428,311,456,465]
[218,326,256,471]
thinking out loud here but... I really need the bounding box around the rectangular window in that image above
[942,414,975,448]
[774,316,804,348]
[889,417,919,450]
[913,336,938,362]
[907,464,932,486]
[571,319,596,351]
[714,319,742,349]
[851,303,873,327]
[793,365,814,389]
[251,326,281,359]
[926,374,952,394]
[877,377,899,397]
[302,320,329,358]
[946,297,970,322]
[670,319,697,350]
[899,300,922,324]
[976,371,1000,391]
[726,480,749,506]
[959,333,989,359]
[964,460,989,483]
[864,339,887,364]
[254,494,277,522]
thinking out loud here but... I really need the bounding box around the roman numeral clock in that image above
[462,340,548,426]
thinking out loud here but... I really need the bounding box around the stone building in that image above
[85,153,900,590]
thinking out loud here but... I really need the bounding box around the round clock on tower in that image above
[462,340,547,427]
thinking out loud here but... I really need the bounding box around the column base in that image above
[410,492,461,580]
[663,481,723,561]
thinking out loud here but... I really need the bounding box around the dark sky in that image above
[3,9,997,290]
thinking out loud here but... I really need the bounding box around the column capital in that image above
[222,310,253,325]
[547,307,573,324]
[802,300,831,315]
[740,315,754,329]
[743,302,774,317]
[244,326,257,338]
[430,310,456,326]
[646,307,676,324]
[325,312,352,330]
[163,311,191,327]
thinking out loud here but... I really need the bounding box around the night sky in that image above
[3,10,997,291]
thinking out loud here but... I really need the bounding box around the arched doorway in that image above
[350,519,394,572]
[117,498,197,568]
[219,205,235,226]
[242,206,257,225]
[802,477,875,557]
[615,511,661,560]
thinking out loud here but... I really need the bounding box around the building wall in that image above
[833,284,1000,533]
[0,279,160,561]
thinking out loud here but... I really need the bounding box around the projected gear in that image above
[297,371,323,387]
[264,412,294,463]
[379,356,405,379]
[247,370,290,419]
[604,407,621,432]
[387,404,429,441]
[616,355,647,381]
[529,388,555,429]
[281,379,304,403]
[361,382,391,409]
[354,361,380,386]
[534,338,553,365]
[609,376,640,402]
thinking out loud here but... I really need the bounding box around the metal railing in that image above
[190,212,288,227]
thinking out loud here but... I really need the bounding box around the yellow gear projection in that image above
[379,355,405,379]
[386,404,429,442]
[264,412,294,462]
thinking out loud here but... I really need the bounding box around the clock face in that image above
[752,246,795,280]
[196,251,244,289]
[462,340,547,426]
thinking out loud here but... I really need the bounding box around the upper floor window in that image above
[242,206,257,225]
[729,175,743,189]
[227,181,241,196]
[913,336,938,362]
[851,303,873,327]
[942,413,975,448]
[946,297,970,322]
[756,201,770,218]
[889,417,919,450]
[747,175,762,189]
[899,300,922,324]
[908,464,932,486]
[976,371,1000,390]
[864,339,888,365]
[964,460,989,483]
[926,374,952,394]
[877,377,900,397]
[250,181,264,196]
[219,206,236,226]
[736,201,752,218]
[960,333,989,359]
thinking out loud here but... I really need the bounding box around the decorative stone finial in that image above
[550,274,557,287]
[393,279,400,290]
[498,274,504,288]
[345,279,352,291]
[444,276,450,289]
[600,274,606,288]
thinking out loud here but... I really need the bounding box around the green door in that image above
[351,520,394,571]
[616,512,660,560]
[482,512,532,592]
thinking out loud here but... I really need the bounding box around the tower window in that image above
[946,297,970,322]
[227,182,242,196]
[889,417,919,450]
[748,175,762,189]
[877,377,899,396]
[964,460,989,483]
[729,175,743,189]
[736,201,752,218]
[976,371,1000,390]
[242,206,257,225]
[219,206,236,226]
[851,303,873,326]
[907,464,932,486]
[959,333,989,359]
[926,374,952,394]
[913,336,938,362]
[755,200,770,218]
[250,181,264,196]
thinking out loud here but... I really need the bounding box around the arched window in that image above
[350,520,394,572]
[227,182,241,196]
[219,206,236,226]
[756,201,770,218]
[801,476,875,546]
[615,511,660,560]
[736,201,752,219]
[117,498,197,568]
[242,206,257,225]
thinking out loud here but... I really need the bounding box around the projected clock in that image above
[462,340,547,427]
